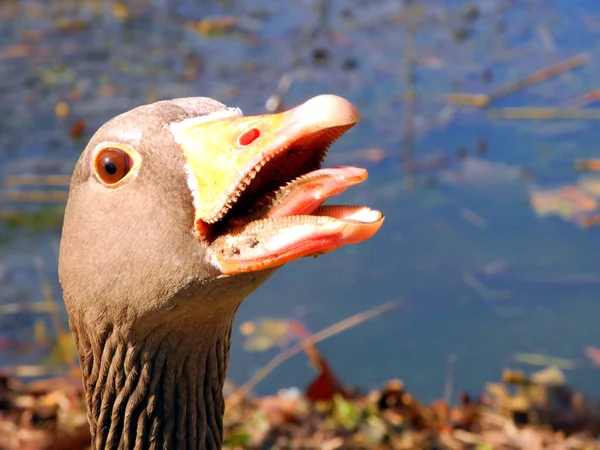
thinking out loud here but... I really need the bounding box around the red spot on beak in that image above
[238,128,260,146]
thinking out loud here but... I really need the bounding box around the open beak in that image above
[171,94,384,275]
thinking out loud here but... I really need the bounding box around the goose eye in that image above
[95,148,134,184]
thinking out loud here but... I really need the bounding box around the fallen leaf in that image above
[55,102,70,119]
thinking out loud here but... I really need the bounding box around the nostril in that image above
[238,128,260,146]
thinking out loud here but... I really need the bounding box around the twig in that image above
[564,90,600,108]
[487,53,590,102]
[312,0,332,39]
[33,258,62,337]
[443,353,457,404]
[0,45,33,59]
[0,301,57,315]
[495,272,600,285]
[537,24,557,54]
[443,93,490,108]
[5,364,68,378]
[226,299,401,409]
[265,74,293,113]
[462,272,510,301]
[4,174,71,187]
[444,55,589,110]
[488,108,600,120]
[0,191,69,202]
[402,0,418,190]
[33,257,78,371]
[460,208,487,229]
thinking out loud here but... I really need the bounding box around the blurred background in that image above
[2,0,600,422]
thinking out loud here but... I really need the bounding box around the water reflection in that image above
[1,0,600,403]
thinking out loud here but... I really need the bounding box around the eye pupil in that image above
[104,161,117,175]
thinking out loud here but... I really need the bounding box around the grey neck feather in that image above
[72,313,234,450]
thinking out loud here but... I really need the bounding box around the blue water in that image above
[2,0,600,403]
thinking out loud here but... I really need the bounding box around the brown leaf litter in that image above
[2,363,600,449]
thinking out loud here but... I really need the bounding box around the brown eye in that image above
[95,148,133,184]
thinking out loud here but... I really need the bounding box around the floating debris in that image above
[585,346,600,367]
[328,147,389,167]
[69,120,86,140]
[54,18,88,32]
[574,159,600,172]
[443,158,526,185]
[404,153,449,173]
[112,3,130,22]
[444,93,490,107]
[187,17,238,37]
[513,352,575,370]
[54,101,70,119]
[0,208,65,232]
[240,319,308,352]
[476,137,489,156]
[530,186,597,220]
[0,45,33,59]
[528,177,600,227]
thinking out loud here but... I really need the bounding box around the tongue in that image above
[255,166,367,219]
